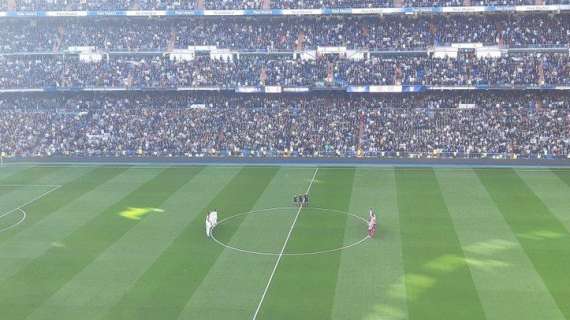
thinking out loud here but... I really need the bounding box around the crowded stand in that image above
[1,0,569,162]
[1,0,568,10]
[0,53,568,89]
[1,0,197,11]
[1,93,568,159]
[0,14,568,52]
[274,0,568,9]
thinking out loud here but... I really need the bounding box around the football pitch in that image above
[0,164,569,320]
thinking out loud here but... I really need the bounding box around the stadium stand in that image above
[1,93,568,159]
[0,53,568,88]
[1,15,568,52]
[0,1,568,160]
[2,0,569,10]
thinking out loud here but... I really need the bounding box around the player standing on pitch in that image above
[205,209,218,238]
[368,208,377,238]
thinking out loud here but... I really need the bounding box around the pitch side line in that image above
[251,168,319,320]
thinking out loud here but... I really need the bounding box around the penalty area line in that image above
[251,167,319,320]
[0,185,62,232]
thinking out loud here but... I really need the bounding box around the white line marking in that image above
[0,209,26,233]
[211,207,369,256]
[0,184,63,188]
[251,168,319,320]
[0,185,61,233]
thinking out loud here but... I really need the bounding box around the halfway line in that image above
[251,167,319,320]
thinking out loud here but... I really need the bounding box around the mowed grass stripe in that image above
[105,167,278,320]
[476,168,570,318]
[518,169,570,231]
[0,166,84,209]
[395,168,486,320]
[332,168,409,320]
[0,167,199,320]
[552,169,570,189]
[0,167,162,286]
[0,168,125,240]
[0,166,60,185]
[0,167,99,242]
[26,167,241,320]
[0,166,31,181]
[178,168,316,320]
[0,166,66,207]
[256,168,355,320]
[436,169,565,320]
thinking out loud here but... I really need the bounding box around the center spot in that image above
[212,207,369,256]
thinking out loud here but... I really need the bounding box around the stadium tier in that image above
[1,0,569,10]
[0,53,568,89]
[0,3,568,160]
[1,14,569,52]
[1,93,568,158]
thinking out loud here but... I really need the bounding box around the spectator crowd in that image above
[0,53,568,89]
[1,93,568,159]
[2,0,567,10]
[0,14,568,52]
[1,1,569,162]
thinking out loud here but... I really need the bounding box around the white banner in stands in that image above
[67,46,97,53]
[281,9,322,15]
[350,8,400,14]
[79,53,103,63]
[515,5,554,11]
[236,87,263,93]
[124,10,167,16]
[346,50,367,61]
[430,46,458,58]
[283,87,309,92]
[46,11,88,16]
[458,103,478,109]
[264,86,282,93]
[203,10,243,15]
[298,50,317,61]
[317,46,347,54]
[369,85,402,93]
[170,52,195,61]
[476,47,503,58]
[442,6,486,13]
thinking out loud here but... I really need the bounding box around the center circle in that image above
[211,207,370,256]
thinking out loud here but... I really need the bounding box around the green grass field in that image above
[0,164,569,320]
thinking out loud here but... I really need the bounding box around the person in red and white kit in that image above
[368,208,377,238]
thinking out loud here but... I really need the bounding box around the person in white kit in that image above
[205,209,218,238]
[368,208,377,238]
